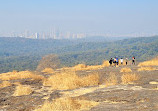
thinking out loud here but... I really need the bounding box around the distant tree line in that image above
[0,36,157,73]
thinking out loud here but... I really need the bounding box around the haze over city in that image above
[0,0,158,39]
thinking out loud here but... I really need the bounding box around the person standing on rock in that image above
[109,58,113,66]
[126,58,128,65]
[116,57,119,65]
[132,56,136,65]
[113,57,117,67]
[120,58,123,65]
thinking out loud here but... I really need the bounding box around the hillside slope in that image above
[0,60,158,111]
[0,36,158,72]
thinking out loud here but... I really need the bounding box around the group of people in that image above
[109,56,136,66]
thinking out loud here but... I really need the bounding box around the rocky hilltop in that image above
[0,58,158,111]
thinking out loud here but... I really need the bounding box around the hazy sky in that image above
[0,0,158,35]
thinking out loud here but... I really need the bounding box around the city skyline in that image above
[0,28,157,39]
[0,0,158,37]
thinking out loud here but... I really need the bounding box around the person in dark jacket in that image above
[126,58,128,65]
[116,57,119,65]
[109,58,113,66]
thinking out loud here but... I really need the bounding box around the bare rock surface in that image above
[0,65,158,111]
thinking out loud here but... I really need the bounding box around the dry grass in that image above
[0,71,44,81]
[73,64,103,71]
[34,97,99,111]
[149,81,158,85]
[13,84,33,96]
[138,67,157,71]
[0,81,11,88]
[72,61,110,71]
[73,64,87,70]
[121,73,140,84]
[43,71,99,90]
[80,74,99,86]
[84,65,103,70]
[120,67,132,73]
[13,82,21,86]
[60,60,109,72]
[105,74,118,87]
[102,60,110,67]
[62,87,100,98]
[138,57,158,66]
[43,71,80,90]
[41,68,55,74]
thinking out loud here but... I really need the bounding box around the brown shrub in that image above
[73,64,87,71]
[43,71,99,90]
[71,61,111,71]
[73,64,104,71]
[13,85,33,96]
[85,65,103,70]
[0,81,11,88]
[13,82,21,86]
[34,97,99,111]
[80,74,99,86]
[138,67,157,71]
[41,68,55,74]
[102,60,110,67]
[121,73,140,84]
[105,74,118,87]
[43,71,80,90]
[36,54,60,71]
[138,57,158,66]
[149,81,158,85]
[0,71,44,81]
[120,67,132,73]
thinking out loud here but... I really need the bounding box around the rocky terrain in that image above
[0,61,158,111]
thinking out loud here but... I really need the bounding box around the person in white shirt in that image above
[120,58,123,65]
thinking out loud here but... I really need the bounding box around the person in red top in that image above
[132,56,135,65]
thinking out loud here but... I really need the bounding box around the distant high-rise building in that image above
[72,34,76,39]
[76,33,85,38]
[52,28,56,39]
[42,32,46,39]
[35,32,39,39]
[55,30,60,39]
[24,30,29,38]
[66,32,71,39]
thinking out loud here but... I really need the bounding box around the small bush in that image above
[73,64,103,71]
[13,85,33,96]
[105,74,118,87]
[102,60,110,67]
[73,64,87,71]
[120,67,132,73]
[41,68,55,74]
[80,74,99,86]
[36,54,60,71]
[43,71,99,90]
[0,71,44,81]
[121,73,140,84]
[34,97,99,111]
[72,62,109,71]
[0,81,11,88]
[138,57,158,66]
[87,65,103,70]
[138,67,157,71]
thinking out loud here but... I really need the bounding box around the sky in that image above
[0,0,158,36]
